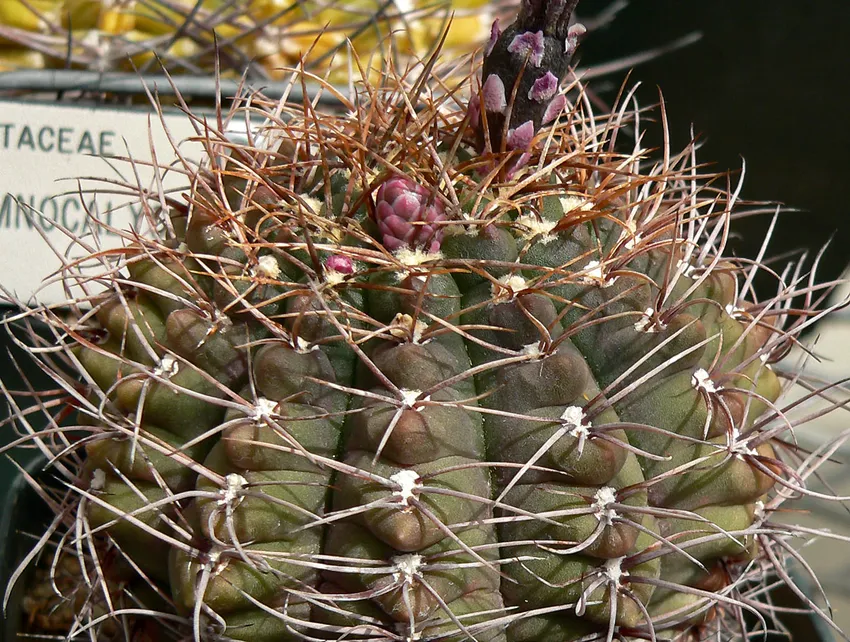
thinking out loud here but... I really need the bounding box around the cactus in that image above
[3,1,849,641]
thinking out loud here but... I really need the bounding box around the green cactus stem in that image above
[472,0,586,165]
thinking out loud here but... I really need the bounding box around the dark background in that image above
[577,0,850,307]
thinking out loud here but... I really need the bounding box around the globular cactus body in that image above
[3,2,847,642]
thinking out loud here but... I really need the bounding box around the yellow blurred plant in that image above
[0,0,496,81]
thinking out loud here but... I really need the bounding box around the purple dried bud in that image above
[542,93,567,124]
[482,74,507,114]
[325,255,354,275]
[507,120,535,150]
[508,30,545,67]
[566,23,587,57]
[486,19,501,57]
[375,176,446,253]
[529,71,558,102]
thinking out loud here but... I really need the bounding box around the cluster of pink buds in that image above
[375,176,446,253]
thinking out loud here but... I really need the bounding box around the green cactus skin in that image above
[2,3,847,642]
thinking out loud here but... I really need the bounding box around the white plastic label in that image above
[0,100,205,305]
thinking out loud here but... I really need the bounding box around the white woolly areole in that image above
[602,556,627,585]
[493,274,528,300]
[391,470,422,506]
[582,260,604,280]
[521,343,544,359]
[300,196,323,215]
[294,336,319,354]
[254,397,278,420]
[204,545,230,577]
[411,319,429,344]
[219,473,249,506]
[253,255,280,279]
[324,268,347,287]
[400,389,423,408]
[392,553,423,583]
[560,406,589,434]
[559,195,593,213]
[515,214,558,244]
[725,302,746,319]
[561,405,590,457]
[729,425,756,458]
[395,247,443,267]
[593,486,618,526]
[90,468,106,491]
[154,354,180,378]
[691,368,717,394]
[579,260,617,287]
[634,308,658,333]
[753,500,766,526]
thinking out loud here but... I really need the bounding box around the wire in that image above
[0,70,338,103]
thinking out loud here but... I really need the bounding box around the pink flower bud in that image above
[325,254,354,275]
[375,177,446,253]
